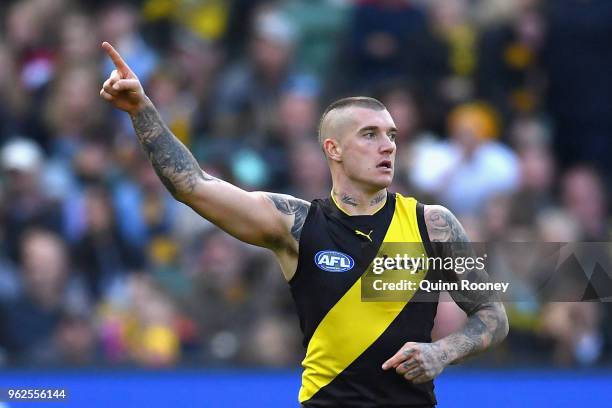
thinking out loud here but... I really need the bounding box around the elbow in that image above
[156,170,206,203]
[500,311,509,342]
[475,302,509,346]
[162,185,183,202]
[155,178,187,202]
[173,172,213,204]
[172,190,189,203]
[168,179,201,204]
[173,191,200,208]
[496,304,510,345]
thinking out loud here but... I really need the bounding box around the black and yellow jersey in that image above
[290,192,438,407]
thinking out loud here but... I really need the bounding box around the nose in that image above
[379,135,395,154]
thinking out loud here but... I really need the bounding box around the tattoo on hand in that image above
[404,343,446,383]
[266,194,309,242]
[131,106,215,196]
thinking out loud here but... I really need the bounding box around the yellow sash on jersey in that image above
[299,194,428,403]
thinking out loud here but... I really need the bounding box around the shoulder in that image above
[423,204,469,242]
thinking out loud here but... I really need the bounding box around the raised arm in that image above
[382,205,508,383]
[99,42,308,279]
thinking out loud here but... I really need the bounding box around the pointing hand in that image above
[99,42,149,115]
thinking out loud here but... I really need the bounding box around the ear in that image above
[323,138,342,162]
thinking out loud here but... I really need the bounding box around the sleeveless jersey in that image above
[290,192,439,407]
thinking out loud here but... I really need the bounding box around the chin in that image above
[368,176,393,191]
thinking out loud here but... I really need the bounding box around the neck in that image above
[331,186,387,216]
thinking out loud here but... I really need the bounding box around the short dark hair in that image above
[318,96,387,145]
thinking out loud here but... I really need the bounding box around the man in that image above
[100,42,508,407]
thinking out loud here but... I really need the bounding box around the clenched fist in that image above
[382,341,451,384]
[99,42,149,115]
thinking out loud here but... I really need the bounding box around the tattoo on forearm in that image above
[131,106,214,196]
[441,303,508,363]
[266,194,309,242]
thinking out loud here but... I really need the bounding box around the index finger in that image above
[101,42,131,78]
[382,346,417,370]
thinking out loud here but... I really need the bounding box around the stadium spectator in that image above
[411,102,519,215]
[340,0,426,90]
[477,0,546,118]
[73,185,144,301]
[561,166,609,241]
[1,138,64,261]
[212,5,301,138]
[0,229,89,365]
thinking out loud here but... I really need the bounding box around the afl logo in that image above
[314,250,355,273]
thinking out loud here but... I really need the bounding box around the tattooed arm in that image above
[424,205,508,363]
[99,42,308,279]
[383,205,508,383]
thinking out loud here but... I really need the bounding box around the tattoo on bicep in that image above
[424,206,469,242]
[425,205,492,309]
[131,106,215,196]
[266,194,310,242]
[424,205,472,271]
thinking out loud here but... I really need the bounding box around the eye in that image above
[364,131,376,139]
[388,132,397,142]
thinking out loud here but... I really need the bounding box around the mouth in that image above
[376,159,393,171]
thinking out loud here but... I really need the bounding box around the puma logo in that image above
[355,229,373,242]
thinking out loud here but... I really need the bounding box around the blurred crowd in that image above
[0,0,611,369]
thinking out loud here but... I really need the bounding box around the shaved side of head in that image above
[318,96,387,147]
